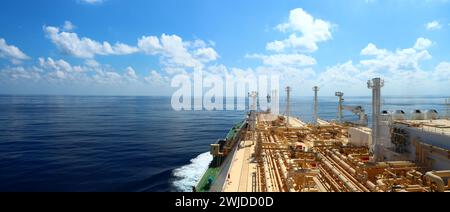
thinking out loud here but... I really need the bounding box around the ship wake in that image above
[171,152,212,192]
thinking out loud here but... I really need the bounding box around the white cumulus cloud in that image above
[425,20,442,30]
[138,34,219,70]
[125,66,138,81]
[39,57,84,73]
[246,53,317,67]
[44,25,139,58]
[414,37,433,50]
[145,70,169,85]
[194,47,219,63]
[315,38,447,95]
[63,21,76,31]
[267,8,333,53]
[0,38,30,64]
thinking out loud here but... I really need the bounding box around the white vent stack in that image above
[368,78,384,162]
[411,109,425,120]
[285,86,292,126]
[335,92,344,123]
[313,86,320,125]
[425,109,439,120]
[381,110,391,122]
[392,110,406,121]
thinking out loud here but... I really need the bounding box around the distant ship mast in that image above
[335,92,344,123]
[313,86,320,125]
[285,86,292,127]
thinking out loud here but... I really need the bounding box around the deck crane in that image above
[345,106,368,126]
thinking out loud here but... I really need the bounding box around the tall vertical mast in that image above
[335,92,344,122]
[368,78,384,162]
[285,87,291,126]
[313,86,320,125]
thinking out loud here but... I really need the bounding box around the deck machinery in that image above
[197,78,450,192]
[253,114,448,192]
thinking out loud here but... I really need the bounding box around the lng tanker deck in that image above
[196,79,450,192]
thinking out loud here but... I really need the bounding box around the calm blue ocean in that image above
[0,95,447,192]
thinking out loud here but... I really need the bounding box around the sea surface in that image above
[0,95,448,192]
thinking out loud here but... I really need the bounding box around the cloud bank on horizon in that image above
[0,0,449,96]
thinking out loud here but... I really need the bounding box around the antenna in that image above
[313,86,320,125]
[335,92,344,123]
[285,86,292,126]
[368,78,384,162]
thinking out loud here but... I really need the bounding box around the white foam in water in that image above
[172,152,212,192]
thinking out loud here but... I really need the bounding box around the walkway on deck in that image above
[223,139,257,192]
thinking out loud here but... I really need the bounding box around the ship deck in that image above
[215,113,450,192]
[223,139,257,192]
[394,119,450,136]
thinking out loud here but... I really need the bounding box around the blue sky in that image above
[0,0,449,96]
